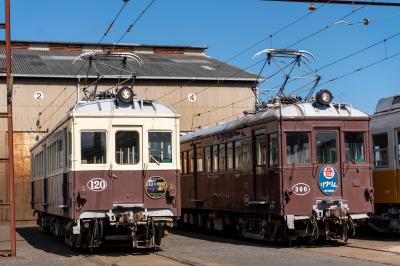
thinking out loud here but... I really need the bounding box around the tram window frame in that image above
[227,142,234,171]
[316,132,337,164]
[286,132,310,165]
[344,132,365,163]
[256,135,267,167]
[219,143,226,172]
[372,133,389,168]
[205,146,212,173]
[212,145,219,172]
[196,147,204,173]
[115,131,140,165]
[81,131,107,165]
[268,133,279,167]
[148,131,172,164]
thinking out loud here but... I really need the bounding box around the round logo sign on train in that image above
[145,176,167,199]
[87,178,108,192]
[318,165,339,195]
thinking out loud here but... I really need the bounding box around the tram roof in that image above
[374,95,400,114]
[181,102,368,142]
[72,98,178,117]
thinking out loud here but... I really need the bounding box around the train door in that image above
[314,129,343,199]
[253,130,267,201]
[283,131,313,215]
[111,126,143,204]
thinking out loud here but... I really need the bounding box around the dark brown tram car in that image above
[31,90,180,249]
[181,94,373,241]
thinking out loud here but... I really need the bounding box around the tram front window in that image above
[148,132,172,163]
[81,131,106,164]
[345,132,365,163]
[115,131,139,164]
[316,132,337,164]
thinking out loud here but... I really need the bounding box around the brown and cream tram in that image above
[31,86,180,249]
[180,90,373,242]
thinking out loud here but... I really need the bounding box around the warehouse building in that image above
[0,40,258,221]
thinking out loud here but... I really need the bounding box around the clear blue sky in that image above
[6,0,400,114]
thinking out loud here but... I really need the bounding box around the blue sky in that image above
[7,0,400,114]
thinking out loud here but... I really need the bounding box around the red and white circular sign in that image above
[323,166,335,179]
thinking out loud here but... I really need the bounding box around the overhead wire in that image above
[170,0,374,108]
[285,0,376,49]
[186,0,383,128]
[289,49,400,96]
[153,1,331,103]
[111,0,157,52]
[39,0,129,128]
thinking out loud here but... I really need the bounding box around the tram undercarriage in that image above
[37,208,172,250]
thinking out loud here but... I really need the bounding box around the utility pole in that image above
[0,0,16,257]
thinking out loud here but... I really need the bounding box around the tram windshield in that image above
[316,132,337,164]
[115,131,139,164]
[81,131,106,164]
[148,132,172,163]
[345,132,365,163]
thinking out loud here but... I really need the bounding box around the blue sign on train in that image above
[318,165,339,195]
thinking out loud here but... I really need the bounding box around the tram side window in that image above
[81,131,107,164]
[219,144,226,171]
[148,132,172,163]
[57,139,63,169]
[398,132,400,166]
[205,146,211,173]
[286,132,310,164]
[227,142,234,170]
[182,151,188,174]
[189,149,194,174]
[196,147,204,173]
[68,131,72,168]
[268,133,279,167]
[345,132,365,163]
[115,131,139,165]
[372,133,388,168]
[212,145,218,172]
[242,142,250,169]
[256,135,267,166]
[316,132,337,164]
[234,140,241,170]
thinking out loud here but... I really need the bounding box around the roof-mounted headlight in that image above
[117,87,134,103]
[315,89,333,106]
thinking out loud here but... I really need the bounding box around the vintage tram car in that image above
[180,90,373,241]
[369,94,400,233]
[30,86,180,249]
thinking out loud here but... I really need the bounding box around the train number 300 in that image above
[87,178,108,192]
[292,183,310,196]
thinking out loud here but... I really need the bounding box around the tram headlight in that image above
[315,89,333,106]
[117,86,134,103]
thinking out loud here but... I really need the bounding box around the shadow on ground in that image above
[16,226,157,257]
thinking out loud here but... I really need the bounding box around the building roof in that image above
[0,41,259,82]
[181,102,368,143]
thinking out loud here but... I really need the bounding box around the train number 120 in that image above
[87,178,108,192]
